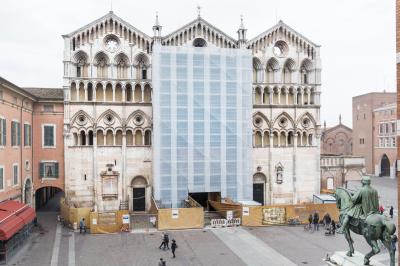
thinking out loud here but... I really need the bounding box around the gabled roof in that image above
[248,20,320,48]
[0,76,36,100]
[322,123,352,135]
[63,11,151,40]
[162,16,237,44]
[23,87,63,100]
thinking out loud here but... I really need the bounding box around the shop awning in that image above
[0,210,24,241]
[0,201,36,241]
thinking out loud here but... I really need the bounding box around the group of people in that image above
[307,212,336,235]
[158,232,178,265]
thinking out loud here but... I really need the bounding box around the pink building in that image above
[0,77,64,208]
[372,103,397,178]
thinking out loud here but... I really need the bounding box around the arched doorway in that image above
[24,179,32,206]
[253,173,266,205]
[131,176,147,212]
[380,154,390,177]
[35,186,63,211]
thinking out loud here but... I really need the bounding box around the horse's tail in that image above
[382,219,396,236]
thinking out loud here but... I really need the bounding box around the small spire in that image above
[324,120,326,129]
[339,114,342,124]
[197,5,201,18]
[239,15,245,29]
[155,11,160,26]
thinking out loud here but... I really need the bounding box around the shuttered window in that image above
[24,124,31,146]
[13,164,18,185]
[11,121,20,146]
[43,125,55,147]
[0,167,3,190]
[39,162,59,178]
[0,119,5,146]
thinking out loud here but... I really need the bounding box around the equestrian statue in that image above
[334,175,397,266]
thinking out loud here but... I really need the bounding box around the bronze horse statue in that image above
[335,187,396,265]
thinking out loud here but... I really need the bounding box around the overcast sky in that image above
[0,0,395,126]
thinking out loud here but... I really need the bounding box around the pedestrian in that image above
[389,206,394,219]
[331,220,336,235]
[164,233,170,250]
[313,212,319,231]
[323,213,331,227]
[79,218,86,234]
[308,214,313,230]
[171,239,178,258]
[158,258,166,266]
[159,233,165,249]
[379,205,384,215]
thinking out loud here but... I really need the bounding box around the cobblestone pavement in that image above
[8,176,398,266]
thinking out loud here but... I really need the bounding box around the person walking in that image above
[79,218,86,234]
[389,206,394,219]
[308,214,313,230]
[164,233,170,250]
[158,258,166,266]
[331,220,336,235]
[379,205,384,215]
[159,233,165,249]
[313,212,319,232]
[171,239,178,258]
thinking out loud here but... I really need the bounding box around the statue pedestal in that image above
[326,251,386,266]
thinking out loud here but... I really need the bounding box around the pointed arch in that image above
[126,110,152,126]
[70,110,95,126]
[273,112,295,129]
[296,112,317,129]
[96,109,123,125]
[252,111,271,128]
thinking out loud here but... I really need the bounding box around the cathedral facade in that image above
[62,11,321,211]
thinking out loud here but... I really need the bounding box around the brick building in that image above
[0,77,64,208]
[321,116,352,156]
[396,0,400,252]
[372,104,397,178]
[352,92,396,176]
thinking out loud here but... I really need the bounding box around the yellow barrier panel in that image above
[157,207,204,230]
[241,203,339,227]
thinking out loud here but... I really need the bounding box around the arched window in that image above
[280,132,287,147]
[73,133,78,145]
[105,83,113,102]
[125,84,133,102]
[273,132,279,147]
[87,83,93,101]
[143,84,151,103]
[288,132,294,146]
[74,51,88,77]
[300,59,313,84]
[80,131,86,146]
[70,82,77,101]
[135,130,143,146]
[88,130,93,146]
[126,130,133,145]
[96,83,103,102]
[106,130,114,146]
[282,59,295,83]
[254,87,262,104]
[308,134,313,146]
[115,53,129,79]
[115,84,123,102]
[95,52,109,78]
[302,132,307,146]
[254,131,262,147]
[263,131,270,147]
[115,130,123,145]
[134,84,142,103]
[253,58,262,83]
[134,53,149,80]
[78,83,85,101]
[97,130,104,145]
[144,130,151,145]
[266,58,279,83]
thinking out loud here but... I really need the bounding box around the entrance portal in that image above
[380,154,390,177]
[132,187,145,211]
[253,173,266,205]
[253,183,264,205]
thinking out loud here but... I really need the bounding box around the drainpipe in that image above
[20,98,25,201]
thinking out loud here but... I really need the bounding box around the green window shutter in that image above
[55,163,59,178]
[17,122,21,145]
[11,122,15,146]
[3,119,6,145]
[39,163,44,178]
[0,168,3,189]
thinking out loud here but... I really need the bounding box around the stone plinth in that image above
[326,251,386,266]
